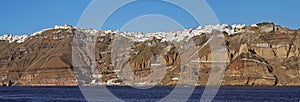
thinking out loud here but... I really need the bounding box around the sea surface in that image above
[0,86,299,102]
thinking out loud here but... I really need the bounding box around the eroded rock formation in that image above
[0,23,299,86]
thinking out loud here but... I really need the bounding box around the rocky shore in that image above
[0,23,299,86]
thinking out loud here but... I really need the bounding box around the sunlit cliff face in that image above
[0,22,299,86]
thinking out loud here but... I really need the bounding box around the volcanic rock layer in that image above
[0,23,299,86]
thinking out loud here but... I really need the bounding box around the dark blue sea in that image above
[0,86,299,102]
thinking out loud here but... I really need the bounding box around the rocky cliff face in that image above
[0,28,77,86]
[0,23,299,86]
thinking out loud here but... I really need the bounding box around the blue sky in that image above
[1,0,300,35]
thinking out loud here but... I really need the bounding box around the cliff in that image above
[0,23,299,86]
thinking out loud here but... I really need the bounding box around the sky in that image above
[0,0,300,35]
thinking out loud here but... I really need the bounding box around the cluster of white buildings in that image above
[118,24,246,42]
[0,24,247,43]
[0,34,29,43]
[0,25,74,43]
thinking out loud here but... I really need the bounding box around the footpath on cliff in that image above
[0,22,299,86]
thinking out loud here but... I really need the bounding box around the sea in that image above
[0,86,299,102]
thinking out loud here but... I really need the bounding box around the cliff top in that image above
[0,22,295,43]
